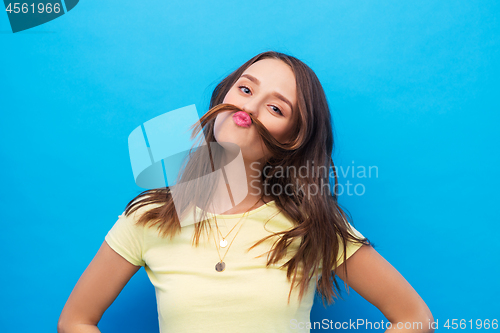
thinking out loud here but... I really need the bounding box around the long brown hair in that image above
[123,51,371,307]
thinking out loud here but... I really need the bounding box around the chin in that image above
[214,123,246,148]
[213,136,262,161]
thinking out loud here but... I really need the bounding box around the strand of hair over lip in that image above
[188,103,297,159]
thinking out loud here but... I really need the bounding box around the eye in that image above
[238,85,251,94]
[237,84,284,116]
[270,105,283,116]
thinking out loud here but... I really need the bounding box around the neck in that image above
[208,151,271,215]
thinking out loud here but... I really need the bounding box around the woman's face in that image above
[214,58,298,162]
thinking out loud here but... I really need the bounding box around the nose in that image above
[241,99,259,118]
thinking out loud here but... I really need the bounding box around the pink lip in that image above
[232,111,252,128]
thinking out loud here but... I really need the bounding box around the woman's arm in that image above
[335,244,434,333]
[57,241,141,333]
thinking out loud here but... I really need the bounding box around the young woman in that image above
[58,51,434,333]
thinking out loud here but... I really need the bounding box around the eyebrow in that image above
[240,73,294,112]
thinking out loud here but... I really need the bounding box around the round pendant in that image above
[215,261,226,272]
[220,239,228,248]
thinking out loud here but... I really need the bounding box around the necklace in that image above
[212,199,262,272]
[216,214,244,248]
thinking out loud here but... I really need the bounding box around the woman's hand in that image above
[335,245,434,333]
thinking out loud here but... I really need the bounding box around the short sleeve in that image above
[105,210,146,267]
[334,222,365,268]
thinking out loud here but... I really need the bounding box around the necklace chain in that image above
[212,198,262,272]
[216,214,243,247]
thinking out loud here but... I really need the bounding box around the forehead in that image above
[241,59,297,101]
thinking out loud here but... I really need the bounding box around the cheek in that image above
[213,116,222,140]
[213,111,230,140]
[267,122,293,143]
[223,89,239,105]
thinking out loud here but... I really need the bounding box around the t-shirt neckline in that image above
[196,200,276,219]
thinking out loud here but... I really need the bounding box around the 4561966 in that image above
[6,3,62,14]
[443,319,498,330]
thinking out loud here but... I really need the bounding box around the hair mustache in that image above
[188,103,295,164]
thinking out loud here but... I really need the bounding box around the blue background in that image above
[1,1,499,332]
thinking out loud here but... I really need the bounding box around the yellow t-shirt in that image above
[104,200,364,333]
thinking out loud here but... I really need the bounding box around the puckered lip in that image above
[232,111,252,127]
